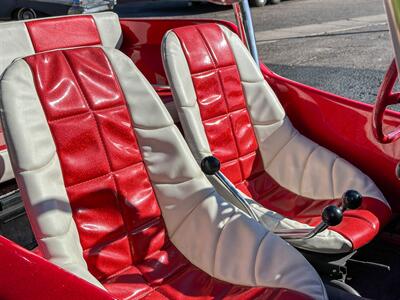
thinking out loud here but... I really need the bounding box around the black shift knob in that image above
[322,205,343,226]
[201,156,220,175]
[342,190,362,210]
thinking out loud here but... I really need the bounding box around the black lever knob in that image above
[322,205,343,226]
[342,190,363,210]
[201,156,220,175]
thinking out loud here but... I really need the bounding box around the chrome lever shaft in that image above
[215,170,260,222]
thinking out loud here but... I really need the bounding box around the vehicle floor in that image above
[346,234,400,300]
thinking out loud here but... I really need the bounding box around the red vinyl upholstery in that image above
[166,24,391,251]
[0,12,121,183]
[25,16,102,52]
[20,47,313,300]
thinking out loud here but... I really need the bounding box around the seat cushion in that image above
[103,241,311,300]
[162,23,391,253]
[1,46,328,299]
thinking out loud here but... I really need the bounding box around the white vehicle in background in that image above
[0,0,116,20]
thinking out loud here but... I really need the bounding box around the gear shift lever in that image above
[200,156,363,240]
[322,205,343,226]
[275,190,362,240]
[342,190,363,210]
[201,156,221,175]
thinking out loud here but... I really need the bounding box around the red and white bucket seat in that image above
[162,23,392,253]
[0,44,328,299]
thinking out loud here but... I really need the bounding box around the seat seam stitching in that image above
[191,64,237,76]
[104,48,168,266]
[299,146,318,196]
[196,28,246,184]
[196,27,217,69]
[40,215,73,242]
[133,123,174,131]
[65,160,144,189]
[265,130,299,170]
[169,188,216,238]
[331,156,338,198]
[253,230,270,286]
[47,104,127,124]
[213,210,236,277]
[201,107,247,122]
[61,50,135,262]
[20,151,57,174]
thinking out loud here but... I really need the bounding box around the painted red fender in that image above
[0,235,114,300]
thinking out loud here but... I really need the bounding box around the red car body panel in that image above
[262,65,400,212]
[0,235,114,300]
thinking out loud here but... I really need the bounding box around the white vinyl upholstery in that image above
[1,46,328,300]
[92,13,123,49]
[0,12,122,184]
[162,25,391,253]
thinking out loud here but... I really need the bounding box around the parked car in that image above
[250,0,280,7]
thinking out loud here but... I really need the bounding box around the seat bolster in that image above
[0,22,35,76]
[0,59,103,289]
[218,25,286,126]
[104,48,173,130]
[92,12,123,49]
[162,31,213,161]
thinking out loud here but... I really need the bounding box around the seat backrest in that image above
[0,12,122,183]
[0,12,122,75]
[1,45,327,300]
[163,23,286,193]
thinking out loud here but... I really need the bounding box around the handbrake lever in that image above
[201,156,260,221]
[200,156,363,241]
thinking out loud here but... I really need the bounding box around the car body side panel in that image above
[0,235,113,300]
[262,64,400,212]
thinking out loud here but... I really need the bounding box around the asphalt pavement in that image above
[115,0,393,104]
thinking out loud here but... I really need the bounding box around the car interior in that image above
[0,9,399,300]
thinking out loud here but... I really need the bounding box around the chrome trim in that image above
[152,84,170,89]
[214,171,260,221]
[238,0,260,66]
[214,170,332,240]
[274,223,329,240]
